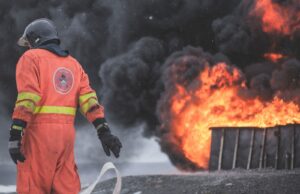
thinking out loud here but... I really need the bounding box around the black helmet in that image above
[18,18,60,48]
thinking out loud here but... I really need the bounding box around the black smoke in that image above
[1,0,300,169]
[98,0,300,170]
[100,37,165,136]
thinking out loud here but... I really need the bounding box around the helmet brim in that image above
[17,36,29,47]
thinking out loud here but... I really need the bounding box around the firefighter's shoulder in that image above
[19,49,40,62]
[65,54,85,70]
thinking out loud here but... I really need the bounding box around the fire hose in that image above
[80,162,122,194]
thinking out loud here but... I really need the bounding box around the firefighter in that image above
[8,18,122,194]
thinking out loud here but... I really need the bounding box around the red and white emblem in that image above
[53,67,74,94]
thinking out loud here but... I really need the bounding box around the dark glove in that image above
[8,119,26,164]
[93,118,122,158]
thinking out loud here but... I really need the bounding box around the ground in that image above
[92,169,300,194]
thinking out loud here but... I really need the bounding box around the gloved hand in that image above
[94,118,122,158]
[8,120,26,164]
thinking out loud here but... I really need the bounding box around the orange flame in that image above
[264,52,285,62]
[252,0,300,35]
[170,63,300,169]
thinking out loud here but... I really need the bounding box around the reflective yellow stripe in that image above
[80,98,99,114]
[17,92,41,103]
[11,125,23,131]
[15,100,35,112]
[34,106,76,115]
[79,92,97,105]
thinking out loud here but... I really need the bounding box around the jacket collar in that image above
[38,43,69,57]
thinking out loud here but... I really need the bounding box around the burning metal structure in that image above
[160,61,300,171]
[210,125,300,170]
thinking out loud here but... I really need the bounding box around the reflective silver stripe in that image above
[8,141,19,149]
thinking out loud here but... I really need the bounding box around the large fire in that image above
[170,63,300,169]
[252,0,300,36]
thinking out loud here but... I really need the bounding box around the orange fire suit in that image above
[12,48,104,194]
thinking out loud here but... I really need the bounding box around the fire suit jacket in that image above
[12,47,104,125]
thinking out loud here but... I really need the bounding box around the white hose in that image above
[80,162,122,194]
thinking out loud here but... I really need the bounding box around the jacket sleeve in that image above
[12,54,41,123]
[78,66,104,123]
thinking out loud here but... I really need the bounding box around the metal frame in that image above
[209,125,299,170]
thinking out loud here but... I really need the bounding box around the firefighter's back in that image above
[22,48,82,124]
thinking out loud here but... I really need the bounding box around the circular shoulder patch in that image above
[53,67,74,94]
